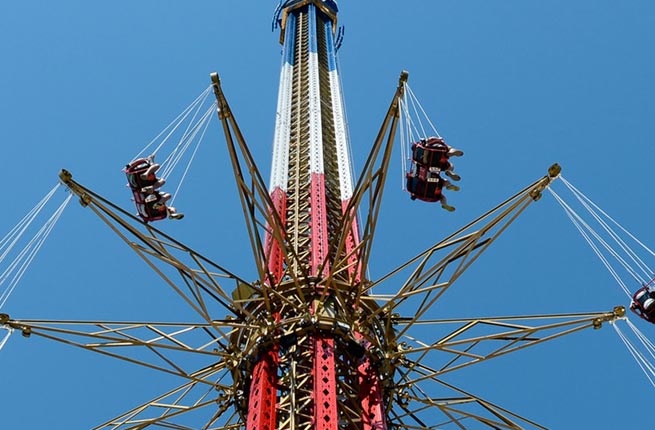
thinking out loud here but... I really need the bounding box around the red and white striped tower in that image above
[250,2,386,430]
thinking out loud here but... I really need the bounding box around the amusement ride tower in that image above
[239,2,385,430]
[1,1,625,429]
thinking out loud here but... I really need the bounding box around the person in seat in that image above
[125,156,166,198]
[431,173,457,212]
[140,161,166,198]
[406,171,424,201]
[147,191,184,221]
[125,156,182,221]
[406,169,457,211]
[630,286,655,322]
[133,191,167,223]
[412,137,463,181]
[423,136,464,158]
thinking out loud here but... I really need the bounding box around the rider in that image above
[630,286,655,322]
[418,137,463,181]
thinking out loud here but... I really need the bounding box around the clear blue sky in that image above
[1,1,654,428]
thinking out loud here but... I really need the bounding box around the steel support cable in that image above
[168,106,216,206]
[159,104,213,181]
[0,194,67,300]
[0,183,60,263]
[0,193,73,309]
[399,96,409,190]
[164,89,213,167]
[550,189,635,292]
[160,99,216,180]
[548,188,636,297]
[561,176,655,261]
[612,320,655,389]
[563,178,655,281]
[403,84,428,140]
[560,176,653,280]
[0,326,12,352]
[549,188,632,293]
[574,196,653,280]
[132,85,213,162]
[626,317,655,358]
[405,83,442,139]
[399,89,421,145]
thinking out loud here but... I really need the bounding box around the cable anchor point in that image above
[613,305,626,319]
[399,70,409,85]
[59,169,72,184]
[593,306,626,329]
[548,163,562,179]
[530,163,563,201]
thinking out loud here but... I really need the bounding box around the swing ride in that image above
[124,156,183,222]
[404,137,460,207]
[0,1,653,429]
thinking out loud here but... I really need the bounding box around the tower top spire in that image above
[281,0,338,13]
[277,0,339,44]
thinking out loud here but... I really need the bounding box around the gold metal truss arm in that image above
[392,374,547,430]
[211,73,310,294]
[58,170,255,324]
[324,71,409,290]
[364,164,562,337]
[393,307,624,384]
[92,365,239,430]
[2,315,246,386]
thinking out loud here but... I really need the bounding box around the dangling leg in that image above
[142,178,166,199]
[168,206,185,220]
[151,192,171,209]
[444,164,461,182]
[158,192,172,204]
[443,178,460,192]
[154,177,166,189]
[447,147,464,157]
[440,195,455,212]
[140,163,161,181]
